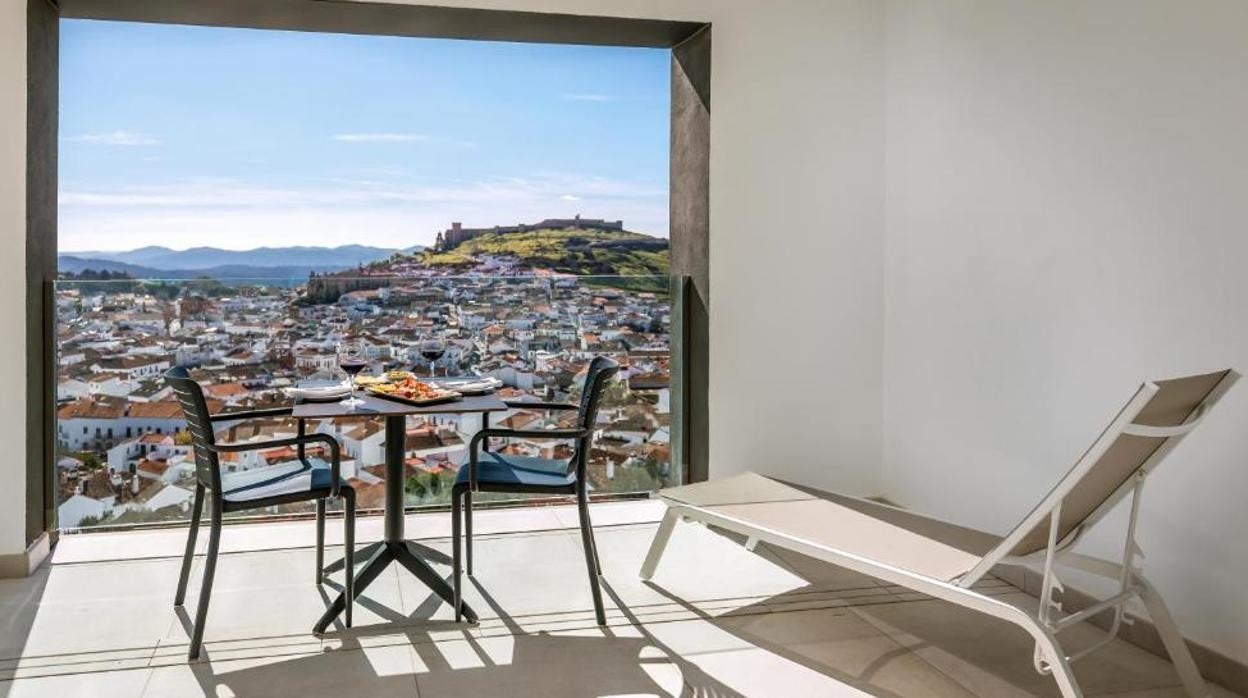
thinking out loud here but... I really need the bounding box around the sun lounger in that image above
[640,370,1238,698]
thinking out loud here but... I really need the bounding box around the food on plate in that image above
[385,370,413,382]
[353,375,388,386]
[366,376,458,402]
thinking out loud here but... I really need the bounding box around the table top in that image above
[291,391,508,419]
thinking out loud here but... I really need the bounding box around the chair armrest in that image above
[467,427,587,490]
[209,433,343,497]
[502,400,579,411]
[209,407,294,422]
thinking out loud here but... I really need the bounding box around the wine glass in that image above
[417,334,446,380]
[337,340,367,409]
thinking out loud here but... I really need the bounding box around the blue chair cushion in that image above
[221,459,346,504]
[456,452,576,490]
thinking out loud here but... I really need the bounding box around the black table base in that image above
[313,415,478,633]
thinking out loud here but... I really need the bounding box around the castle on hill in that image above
[435,215,625,251]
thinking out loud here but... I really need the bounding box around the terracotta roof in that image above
[97,355,165,370]
[343,421,385,441]
[137,459,170,476]
[127,401,186,419]
[346,480,386,509]
[83,471,115,499]
[500,411,542,431]
[205,382,248,398]
[58,398,125,420]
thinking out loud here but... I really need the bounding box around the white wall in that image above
[883,0,1248,662]
[0,0,28,558]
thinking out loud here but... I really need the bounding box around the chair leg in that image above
[343,491,355,627]
[175,483,205,607]
[315,499,326,584]
[465,491,474,577]
[452,488,463,622]
[188,503,222,661]
[576,487,607,626]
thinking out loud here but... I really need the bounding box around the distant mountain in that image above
[61,244,419,271]
[57,255,359,281]
[57,243,426,280]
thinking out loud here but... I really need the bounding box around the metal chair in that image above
[165,366,356,660]
[452,356,621,625]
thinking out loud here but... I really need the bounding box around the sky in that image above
[59,20,670,252]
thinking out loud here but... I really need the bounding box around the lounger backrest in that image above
[1002,370,1236,560]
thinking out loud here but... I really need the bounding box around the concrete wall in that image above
[883,0,1248,663]
[0,0,28,559]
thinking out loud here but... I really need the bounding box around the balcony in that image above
[2,501,1235,697]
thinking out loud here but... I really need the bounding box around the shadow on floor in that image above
[645,536,1204,698]
[0,565,52,698]
[180,573,743,698]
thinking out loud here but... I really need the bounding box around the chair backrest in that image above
[961,369,1238,584]
[165,366,221,492]
[570,356,621,476]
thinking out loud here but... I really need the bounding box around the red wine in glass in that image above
[418,339,446,378]
[339,358,368,376]
[337,341,367,408]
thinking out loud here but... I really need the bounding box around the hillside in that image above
[424,227,669,277]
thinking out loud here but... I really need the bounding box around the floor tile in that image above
[851,592,1193,697]
[413,628,685,697]
[1,665,154,698]
[3,508,1240,698]
[143,644,421,698]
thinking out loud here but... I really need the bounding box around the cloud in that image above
[560,94,616,102]
[62,131,160,146]
[58,172,670,250]
[331,133,431,143]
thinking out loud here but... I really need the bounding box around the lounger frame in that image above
[640,371,1239,698]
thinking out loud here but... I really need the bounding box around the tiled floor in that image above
[0,501,1240,698]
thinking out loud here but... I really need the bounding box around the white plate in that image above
[430,376,503,395]
[286,379,352,401]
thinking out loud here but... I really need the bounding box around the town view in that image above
[55,218,673,529]
[56,21,672,530]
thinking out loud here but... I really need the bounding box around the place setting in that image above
[285,337,502,412]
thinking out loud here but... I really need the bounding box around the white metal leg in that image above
[639,508,680,580]
[1135,574,1211,698]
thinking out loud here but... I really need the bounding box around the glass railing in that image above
[53,274,674,531]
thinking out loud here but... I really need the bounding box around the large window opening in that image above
[53,20,675,531]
